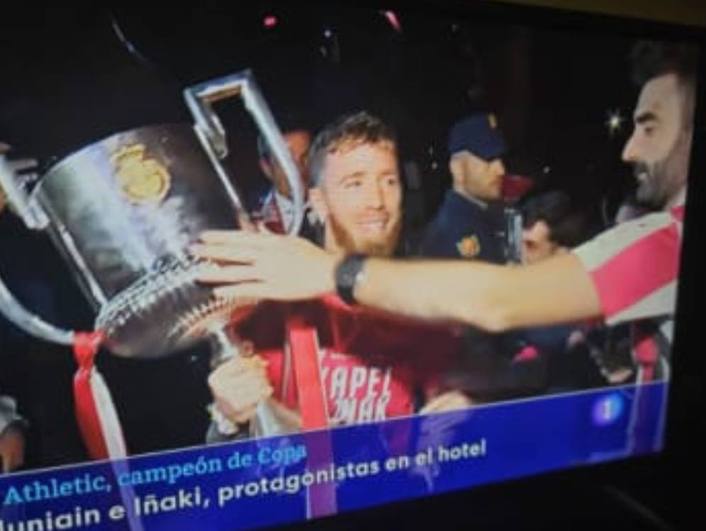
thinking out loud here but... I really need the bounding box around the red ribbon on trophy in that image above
[633,327,658,383]
[72,331,128,460]
[286,314,338,518]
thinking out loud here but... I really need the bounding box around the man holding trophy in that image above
[0,70,329,460]
[193,41,694,391]
[200,112,470,438]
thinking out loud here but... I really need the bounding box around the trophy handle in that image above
[183,70,305,235]
[0,154,74,345]
[0,154,48,230]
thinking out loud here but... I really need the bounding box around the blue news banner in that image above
[0,382,667,530]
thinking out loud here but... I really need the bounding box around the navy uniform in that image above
[421,191,506,263]
[419,113,508,264]
[419,114,545,401]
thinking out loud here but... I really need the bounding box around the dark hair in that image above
[630,41,698,127]
[308,111,397,186]
[521,190,588,248]
[629,40,698,87]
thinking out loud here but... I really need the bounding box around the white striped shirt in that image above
[573,204,684,380]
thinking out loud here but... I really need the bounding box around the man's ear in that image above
[309,186,329,222]
[449,152,467,186]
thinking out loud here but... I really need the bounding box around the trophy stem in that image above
[209,327,297,438]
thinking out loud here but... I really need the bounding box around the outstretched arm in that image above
[192,231,602,331]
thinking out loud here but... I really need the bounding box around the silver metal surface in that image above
[504,207,524,264]
[0,155,48,229]
[34,124,241,304]
[184,70,305,234]
[208,328,297,438]
[1,70,310,438]
[0,273,74,345]
[27,123,258,357]
[95,257,256,358]
[0,69,303,368]
[0,154,73,343]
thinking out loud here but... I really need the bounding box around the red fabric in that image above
[634,327,659,382]
[671,205,685,222]
[72,331,108,460]
[513,345,540,363]
[591,223,680,319]
[260,193,285,233]
[235,297,461,427]
[502,174,534,203]
[286,316,328,430]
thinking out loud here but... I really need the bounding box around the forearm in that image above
[353,253,602,331]
[194,231,602,329]
[354,258,510,329]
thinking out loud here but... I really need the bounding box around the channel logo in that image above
[592,393,624,426]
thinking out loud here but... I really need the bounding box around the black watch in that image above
[335,254,368,305]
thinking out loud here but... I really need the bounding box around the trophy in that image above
[0,70,304,449]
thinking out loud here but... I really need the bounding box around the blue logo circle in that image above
[592,393,624,426]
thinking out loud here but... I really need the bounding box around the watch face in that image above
[336,255,367,304]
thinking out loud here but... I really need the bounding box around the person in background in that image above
[254,120,313,236]
[420,112,508,263]
[202,112,467,440]
[193,40,696,389]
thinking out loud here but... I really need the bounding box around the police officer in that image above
[420,113,508,263]
[418,117,540,400]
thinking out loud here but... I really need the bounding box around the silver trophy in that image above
[0,70,303,437]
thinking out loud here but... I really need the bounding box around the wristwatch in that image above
[335,254,368,305]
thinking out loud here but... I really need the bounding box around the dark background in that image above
[0,4,642,228]
[1,2,704,529]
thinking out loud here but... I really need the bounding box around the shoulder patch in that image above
[457,235,481,258]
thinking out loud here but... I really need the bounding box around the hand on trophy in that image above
[192,230,338,302]
[208,346,274,425]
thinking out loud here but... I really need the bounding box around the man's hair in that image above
[308,111,397,186]
[630,40,698,87]
[630,40,698,128]
[521,190,588,248]
[256,112,311,163]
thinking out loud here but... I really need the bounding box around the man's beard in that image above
[634,131,691,210]
[327,213,401,257]
[634,161,670,209]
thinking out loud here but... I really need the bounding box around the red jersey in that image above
[233,295,462,426]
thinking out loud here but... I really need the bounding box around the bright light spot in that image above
[605,109,624,136]
[263,15,278,29]
[382,10,402,32]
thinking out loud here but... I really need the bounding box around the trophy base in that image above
[95,257,256,359]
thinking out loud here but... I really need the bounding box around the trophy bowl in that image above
[34,123,248,358]
[0,70,306,445]
[0,70,305,360]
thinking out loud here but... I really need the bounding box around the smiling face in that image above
[310,140,402,256]
[621,73,693,209]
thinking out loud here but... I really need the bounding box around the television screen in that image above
[0,3,702,530]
